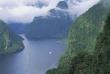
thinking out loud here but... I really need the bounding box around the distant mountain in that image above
[26,1,75,39]
[46,0,110,74]
[56,1,68,9]
[8,23,29,34]
[0,20,24,54]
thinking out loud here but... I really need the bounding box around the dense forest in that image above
[46,0,110,73]
[0,20,24,54]
[67,12,110,74]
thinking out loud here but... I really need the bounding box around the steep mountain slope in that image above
[0,20,24,54]
[8,23,29,34]
[26,1,75,39]
[67,13,110,74]
[46,0,110,73]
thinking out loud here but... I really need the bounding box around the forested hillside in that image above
[46,0,110,73]
[67,12,110,74]
[0,20,24,54]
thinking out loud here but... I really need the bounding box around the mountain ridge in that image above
[25,1,75,39]
[0,20,24,54]
[46,0,110,73]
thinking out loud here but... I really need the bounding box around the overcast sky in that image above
[0,0,100,24]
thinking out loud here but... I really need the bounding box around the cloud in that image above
[0,0,62,23]
[0,0,100,23]
[67,0,100,16]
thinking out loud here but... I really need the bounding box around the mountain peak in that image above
[56,1,68,9]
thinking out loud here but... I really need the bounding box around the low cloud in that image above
[0,0,100,23]
[67,0,100,16]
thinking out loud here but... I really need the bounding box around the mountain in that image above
[67,13,110,74]
[8,23,29,34]
[46,0,110,74]
[56,1,68,9]
[25,1,75,39]
[0,20,24,54]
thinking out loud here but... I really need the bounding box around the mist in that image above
[102,0,110,8]
[67,0,100,16]
[0,0,100,23]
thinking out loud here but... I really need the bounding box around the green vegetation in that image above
[56,38,68,44]
[46,0,110,73]
[67,13,110,74]
[0,20,24,55]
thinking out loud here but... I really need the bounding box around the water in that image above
[0,34,67,74]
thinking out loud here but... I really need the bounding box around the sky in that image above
[0,0,100,24]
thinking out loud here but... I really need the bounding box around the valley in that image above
[0,0,110,74]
